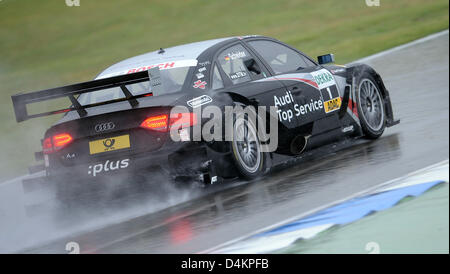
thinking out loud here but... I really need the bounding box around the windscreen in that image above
[78,64,192,106]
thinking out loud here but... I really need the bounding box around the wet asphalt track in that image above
[23,31,449,253]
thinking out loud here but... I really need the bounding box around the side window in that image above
[212,64,224,90]
[248,40,315,74]
[217,44,252,85]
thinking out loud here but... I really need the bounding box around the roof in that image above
[96,37,233,79]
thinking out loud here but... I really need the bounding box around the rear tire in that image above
[229,103,266,180]
[355,73,386,139]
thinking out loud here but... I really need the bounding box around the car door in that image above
[213,42,299,129]
[245,39,343,129]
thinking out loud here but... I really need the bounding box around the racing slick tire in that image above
[355,72,386,139]
[229,103,267,180]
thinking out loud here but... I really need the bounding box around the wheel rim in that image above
[358,79,385,131]
[232,115,261,174]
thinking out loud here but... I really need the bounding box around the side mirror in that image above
[317,54,335,65]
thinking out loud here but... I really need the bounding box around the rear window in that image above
[78,65,192,106]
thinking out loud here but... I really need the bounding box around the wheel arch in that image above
[347,63,397,125]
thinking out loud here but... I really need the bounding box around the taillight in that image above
[140,113,197,132]
[43,133,74,154]
[53,133,73,149]
[140,114,169,132]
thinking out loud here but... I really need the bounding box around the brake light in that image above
[53,133,73,148]
[140,113,197,132]
[140,114,169,132]
[43,133,74,154]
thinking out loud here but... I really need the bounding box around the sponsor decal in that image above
[229,71,248,80]
[94,122,115,133]
[225,51,246,61]
[193,80,207,89]
[89,134,130,155]
[310,69,341,114]
[274,91,295,123]
[126,62,176,74]
[274,91,295,108]
[274,90,324,122]
[198,61,211,66]
[324,97,342,113]
[187,95,212,108]
[198,67,207,73]
[196,73,205,79]
[310,69,336,89]
[88,158,130,177]
[103,138,115,148]
[294,99,324,117]
[342,125,354,133]
[97,59,198,79]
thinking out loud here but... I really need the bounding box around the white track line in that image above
[201,159,449,253]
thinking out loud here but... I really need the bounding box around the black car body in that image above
[12,35,399,198]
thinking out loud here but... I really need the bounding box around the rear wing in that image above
[11,68,163,123]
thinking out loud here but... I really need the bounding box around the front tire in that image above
[356,73,386,139]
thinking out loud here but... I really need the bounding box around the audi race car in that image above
[12,35,399,200]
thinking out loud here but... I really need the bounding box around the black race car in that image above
[12,35,399,199]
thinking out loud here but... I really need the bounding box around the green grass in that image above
[0,0,448,180]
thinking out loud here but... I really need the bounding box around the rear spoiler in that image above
[11,67,163,123]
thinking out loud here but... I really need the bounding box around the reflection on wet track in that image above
[19,32,450,253]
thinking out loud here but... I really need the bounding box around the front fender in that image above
[347,63,400,127]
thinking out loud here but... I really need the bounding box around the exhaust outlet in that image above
[290,135,309,155]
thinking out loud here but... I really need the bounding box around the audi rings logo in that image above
[94,122,115,132]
